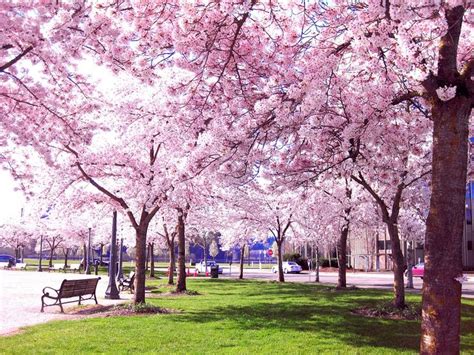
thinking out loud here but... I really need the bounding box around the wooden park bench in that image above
[41,277,101,313]
[118,271,135,294]
[68,264,81,273]
[49,263,65,272]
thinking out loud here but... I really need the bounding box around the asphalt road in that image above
[216,268,474,298]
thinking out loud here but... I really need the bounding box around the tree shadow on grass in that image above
[174,280,474,352]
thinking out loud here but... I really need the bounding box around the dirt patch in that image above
[352,303,421,320]
[148,290,201,298]
[66,304,179,318]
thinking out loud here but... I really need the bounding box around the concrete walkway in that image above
[0,270,131,336]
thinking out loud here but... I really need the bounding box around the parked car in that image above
[0,254,16,268]
[406,262,424,279]
[272,261,302,274]
[195,260,223,274]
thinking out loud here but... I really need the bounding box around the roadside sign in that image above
[267,249,273,256]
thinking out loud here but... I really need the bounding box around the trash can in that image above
[210,265,219,278]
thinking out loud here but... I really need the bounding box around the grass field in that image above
[1,278,474,354]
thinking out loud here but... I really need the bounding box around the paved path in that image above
[212,267,474,297]
[0,270,131,336]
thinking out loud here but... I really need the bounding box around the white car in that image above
[195,260,223,274]
[272,261,302,274]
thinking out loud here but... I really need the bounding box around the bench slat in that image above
[59,278,100,298]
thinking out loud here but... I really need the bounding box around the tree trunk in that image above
[99,243,104,266]
[176,209,187,293]
[421,97,471,353]
[82,243,86,270]
[145,244,149,272]
[168,241,175,285]
[277,240,284,282]
[149,243,155,278]
[387,222,406,309]
[239,244,245,279]
[49,246,54,268]
[64,249,69,269]
[133,226,148,304]
[315,248,320,283]
[337,225,349,288]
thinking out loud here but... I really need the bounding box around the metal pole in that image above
[406,241,414,289]
[117,238,124,281]
[86,227,91,274]
[105,211,120,299]
[37,235,43,272]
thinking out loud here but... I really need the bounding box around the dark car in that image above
[0,254,16,268]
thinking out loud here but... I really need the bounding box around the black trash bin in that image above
[210,265,219,278]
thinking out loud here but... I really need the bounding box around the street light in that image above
[105,210,120,299]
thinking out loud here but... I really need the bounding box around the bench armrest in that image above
[42,286,59,298]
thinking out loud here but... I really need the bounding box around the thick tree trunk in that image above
[176,209,187,293]
[133,226,148,304]
[387,222,406,309]
[149,243,155,278]
[337,226,349,288]
[239,244,245,279]
[421,97,471,354]
[168,242,175,285]
[277,240,284,282]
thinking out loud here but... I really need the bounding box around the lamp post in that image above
[85,225,92,275]
[105,211,120,299]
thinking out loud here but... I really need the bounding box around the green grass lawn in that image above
[1,279,473,354]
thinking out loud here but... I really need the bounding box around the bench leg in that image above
[94,293,98,304]
[59,300,64,313]
[41,296,45,312]
[78,296,82,305]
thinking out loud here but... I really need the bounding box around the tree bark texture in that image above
[133,227,148,304]
[176,208,187,293]
[337,226,349,288]
[420,6,472,353]
[387,222,406,309]
[421,96,471,354]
